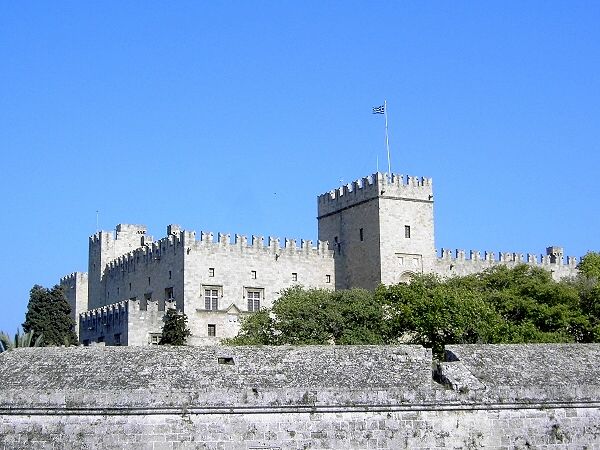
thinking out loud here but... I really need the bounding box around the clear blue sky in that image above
[1,2,599,334]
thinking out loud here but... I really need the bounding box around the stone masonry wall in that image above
[59,271,88,338]
[183,231,334,343]
[1,345,599,449]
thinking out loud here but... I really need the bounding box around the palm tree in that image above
[0,329,43,352]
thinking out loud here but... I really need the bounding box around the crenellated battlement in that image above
[191,230,332,258]
[100,224,333,278]
[104,228,187,277]
[60,271,88,285]
[437,248,578,267]
[318,172,433,218]
[79,297,176,322]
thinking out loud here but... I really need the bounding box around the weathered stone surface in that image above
[1,344,600,448]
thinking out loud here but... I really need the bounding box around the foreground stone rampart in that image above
[1,344,599,449]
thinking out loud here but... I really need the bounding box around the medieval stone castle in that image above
[60,172,579,346]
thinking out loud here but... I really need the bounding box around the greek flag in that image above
[372,104,385,114]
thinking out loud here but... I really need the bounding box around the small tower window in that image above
[251,270,257,279]
[292,272,298,282]
[359,228,364,241]
[326,274,331,283]
[404,225,411,238]
[208,324,216,337]
[208,268,215,277]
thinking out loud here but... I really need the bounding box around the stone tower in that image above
[317,173,435,290]
[88,224,149,309]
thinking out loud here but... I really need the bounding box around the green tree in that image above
[223,309,275,345]
[376,274,505,357]
[0,329,43,352]
[22,285,77,346]
[226,286,386,346]
[578,252,600,280]
[159,308,191,345]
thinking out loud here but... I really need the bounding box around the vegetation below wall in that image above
[225,253,600,357]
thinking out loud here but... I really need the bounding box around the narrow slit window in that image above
[359,228,364,241]
[404,225,411,238]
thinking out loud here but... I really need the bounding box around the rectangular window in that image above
[326,274,331,283]
[129,282,132,291]
[405,225,411,238]
[165,287,174,300]
[251,270,257,279]
[149,333,161,345]
[359,228,364,241]
[208,268,215,277]
[247,290,261,312]
[292,272,298,282]
[208,324,216,337]
[148,276,151,285]
[169,270,172,279]
[204,288,219,310]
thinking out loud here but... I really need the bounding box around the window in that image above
[398,256,404,266]
[251,270,257,279]
[169,270,172,279]
[148,276,151,285]
[149,333,161,345]
[326,274,331,283]
[404,225,411,238]
[292,272,298,282]
[204,288,219,310]
[208,267,215,277]
[208,324,216,337]
[247,290,261,312]
[129,282,132,291]
[359,228,364,241]
[165,287,174,300]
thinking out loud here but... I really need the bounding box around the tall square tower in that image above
[317,173,435,290]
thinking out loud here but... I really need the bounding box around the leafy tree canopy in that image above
[226,259,600,357]
[22,285,77,346]
[579,252,600,280]
[159,308,191,345]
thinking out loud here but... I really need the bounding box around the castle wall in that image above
[1,345,599,449]
[434,248,579,280]
[101,226,186,312]
[378,175,436,284]
[3,407,597,449]
[318,173,436,290]
[59,272,88,338]
[183,231,335,344]
[318,181,382,290]
[79,299,169,346]
[88,224,149,309]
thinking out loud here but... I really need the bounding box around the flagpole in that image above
[384,99,391,179]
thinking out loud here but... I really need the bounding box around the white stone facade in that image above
[64,172,579,346]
